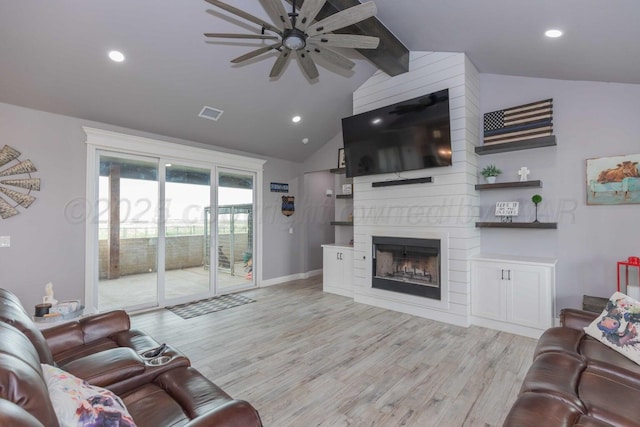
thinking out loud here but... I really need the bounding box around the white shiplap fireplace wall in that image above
[352,52,480,327]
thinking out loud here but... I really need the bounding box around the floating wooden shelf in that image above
[476,222,557,229]
[336,194,353,199]
[330,167,346,174]
[475,136,556,155]
[330,221,354,226]
[475,180,542,190]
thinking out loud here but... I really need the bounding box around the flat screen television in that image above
[341,88,452,178]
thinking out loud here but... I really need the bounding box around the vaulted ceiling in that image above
[1,1,638,162]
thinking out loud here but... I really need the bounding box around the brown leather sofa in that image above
[0,288,262,427]
[503,308,640,427]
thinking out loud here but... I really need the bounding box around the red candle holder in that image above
[618,256,640,299]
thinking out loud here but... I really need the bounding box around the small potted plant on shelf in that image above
[531,194,542,223]
[481,164,502,184]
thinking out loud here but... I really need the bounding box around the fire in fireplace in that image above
[372,236,441,300]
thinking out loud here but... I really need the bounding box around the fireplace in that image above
[372,236,441,300]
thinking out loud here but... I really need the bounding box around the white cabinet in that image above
[471,254,556,338]
[322,245,353,297]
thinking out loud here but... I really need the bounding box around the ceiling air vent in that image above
[198,106,223,121]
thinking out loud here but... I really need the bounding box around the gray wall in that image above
[302,132,345,269]
[301,171,335,272]
[260,159,305,280]
[479,74,640,312]
[0,102,304,309]
[303,132,344,173]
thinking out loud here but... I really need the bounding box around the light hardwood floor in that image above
[131,276,537,427]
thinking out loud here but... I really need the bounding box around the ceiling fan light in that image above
[283,35,306,50]
[282,28,307,50]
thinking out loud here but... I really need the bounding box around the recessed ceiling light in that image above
[545,29,563,38]
[165,163,172,167]
[108,50,125,62]
[292,115,301,123]
[302,138,309,144]
[372,118,382,125]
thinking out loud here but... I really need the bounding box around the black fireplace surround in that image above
[372,236,441,300]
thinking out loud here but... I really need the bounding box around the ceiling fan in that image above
[204,0,380,80]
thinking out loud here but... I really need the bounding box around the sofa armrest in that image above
[183,400,262,427]
[560,308,599,330]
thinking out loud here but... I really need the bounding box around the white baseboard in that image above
[260,269,322,287]
[470,315,545,339]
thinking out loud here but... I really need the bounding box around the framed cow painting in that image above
[587,153,640,205]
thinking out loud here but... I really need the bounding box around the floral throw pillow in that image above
[584,291,640,364]
[41,364,137,427]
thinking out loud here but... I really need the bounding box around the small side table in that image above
[582,295,608,314]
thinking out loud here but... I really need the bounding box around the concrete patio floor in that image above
[98,264,252,311]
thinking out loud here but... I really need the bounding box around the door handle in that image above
[507,269,511,281]
[501,269,505,280]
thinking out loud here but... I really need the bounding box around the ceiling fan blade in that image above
[296,0,326,31]
[204,0,281,35]
[308,34,379,49]
[306,1,377,37]
[205,33,279,40]
[263,0,292,29]
[308,46,355,70]
[296,50,319,80]
[231,43,282,63]
[270,49,292,77]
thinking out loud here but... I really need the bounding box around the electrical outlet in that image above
[0,236,10,248]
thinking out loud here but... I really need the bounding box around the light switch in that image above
[0,236,10,248]
[289,227,293,234]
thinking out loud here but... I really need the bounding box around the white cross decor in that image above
[518,166,530,182]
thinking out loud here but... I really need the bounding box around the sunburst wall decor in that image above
[0,145,40,219]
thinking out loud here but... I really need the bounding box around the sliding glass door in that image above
[97,154,159,311]
[93,149,258,312]
[164,163,211,301]
[216,170,255,291]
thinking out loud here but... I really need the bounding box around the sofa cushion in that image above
[60,347,146,387]
[0,322,60,427]
[584,291,640,364]
[119,366,250,427]
[0,290,54,364]
[42,363,137,427]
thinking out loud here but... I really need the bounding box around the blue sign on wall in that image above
[270,182,289,193]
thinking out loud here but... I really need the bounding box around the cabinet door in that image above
[323,247,344,289]
[341,248,353,287]
[506,264,552,329]
[471,261,506,321]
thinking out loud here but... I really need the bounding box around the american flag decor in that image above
[483,99,553,144]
